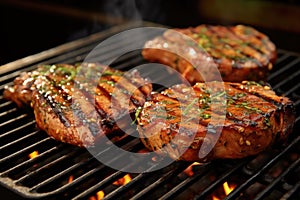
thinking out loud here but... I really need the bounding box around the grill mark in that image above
[207,26,262,65]
[192,83,258,126]
[42,72,101,136]
[36,80,72,128]
[124,72,151,98]
[232,26,273,53]
[44,75,73,103]
[95,84,115,119]
[228,83,282,108]
[41,95,71,128]
[225,26,268,63]
[110,75,145,108]
[154,89,215,128]
[190,25,226,60]
[74,71,118,129]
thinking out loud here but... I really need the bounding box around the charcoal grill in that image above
[0,21,299,200]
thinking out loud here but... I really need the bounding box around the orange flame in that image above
[96,191,105,200]
[212,181,236,200]
[28,151,39,159]
[113,174,132,186]
[184,162,201,177]
[223,181,235,195]
[89,190,105,200]
[212,196,220,200]
[68,175,73,183]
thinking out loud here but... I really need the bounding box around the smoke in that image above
[103,0,141,20]
[67,0,166,42]
[102,0,165,22]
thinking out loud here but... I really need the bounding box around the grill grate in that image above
[0,21,299,200]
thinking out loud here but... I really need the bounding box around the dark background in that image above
[0,0,300,65]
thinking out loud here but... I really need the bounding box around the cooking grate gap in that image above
[272,68,300,92]
[0,120,35,144]
[0,107,18,118]
[191,160,249,200]
[225,135,300,199]
[31,150,98,193]
[275,52,290,64]
[280,179,300,200]
[157,163,219,200]
[0,106,31,123]
[106,162,186,200]
[14,147,86,188]
[2,144,68,177]
[0,130,44,158]
[71,167,137,200]
[0,113,34,135]
[129,163,192,200]
[0,100,14,111]
[268,57,300,86]
[243,151,279,176]
[76,160,162,200]
[0,137,57,172]
[253,157,300,200]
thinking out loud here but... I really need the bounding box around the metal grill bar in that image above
[2,144,65,176]
[225,135,300,199]
[268,57,300,82]
[281,180,300,200]
[130,167,185,200]
[254,157,300,200]
[194,160,248,199]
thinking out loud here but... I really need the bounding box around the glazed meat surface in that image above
[137,81,295,162]
[142,24,277,83]
[4,63,152,147]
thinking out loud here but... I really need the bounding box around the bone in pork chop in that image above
[137,81,295,162]
[142,24,277,83]
[4,63,152,147]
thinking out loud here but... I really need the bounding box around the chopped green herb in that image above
[132,106,142,125]
[264,118,271,127]
[102,71,123,77]
[183,98,198,115]
[100,80,115,86]
[201,113,211,119]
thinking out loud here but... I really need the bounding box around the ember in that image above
[183,162,201,176]
[68,175,73,183]
[28,151,39,159]
[89,190,105,200]
[212,181,236,200]
[113,174,132,186]
[223,181,235,195]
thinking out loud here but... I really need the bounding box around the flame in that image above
[184,162,201,177]
[89,190,105,200]
[223,181,235,195]
[113,174,132,186]
[68,175,73,183]
[96,191,105,200]
[212,181,236,200]
[212,196,220,200]
[28,151,39,159]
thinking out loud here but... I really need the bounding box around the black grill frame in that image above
[0,21,299,200]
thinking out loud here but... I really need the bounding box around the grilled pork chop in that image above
[142,24,277,83]
[137,81,295,162]
[4,63,152,147]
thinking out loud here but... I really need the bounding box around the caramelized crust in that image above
[137,81,295,162]
[4,63,152,147]
[142,24,277,83]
